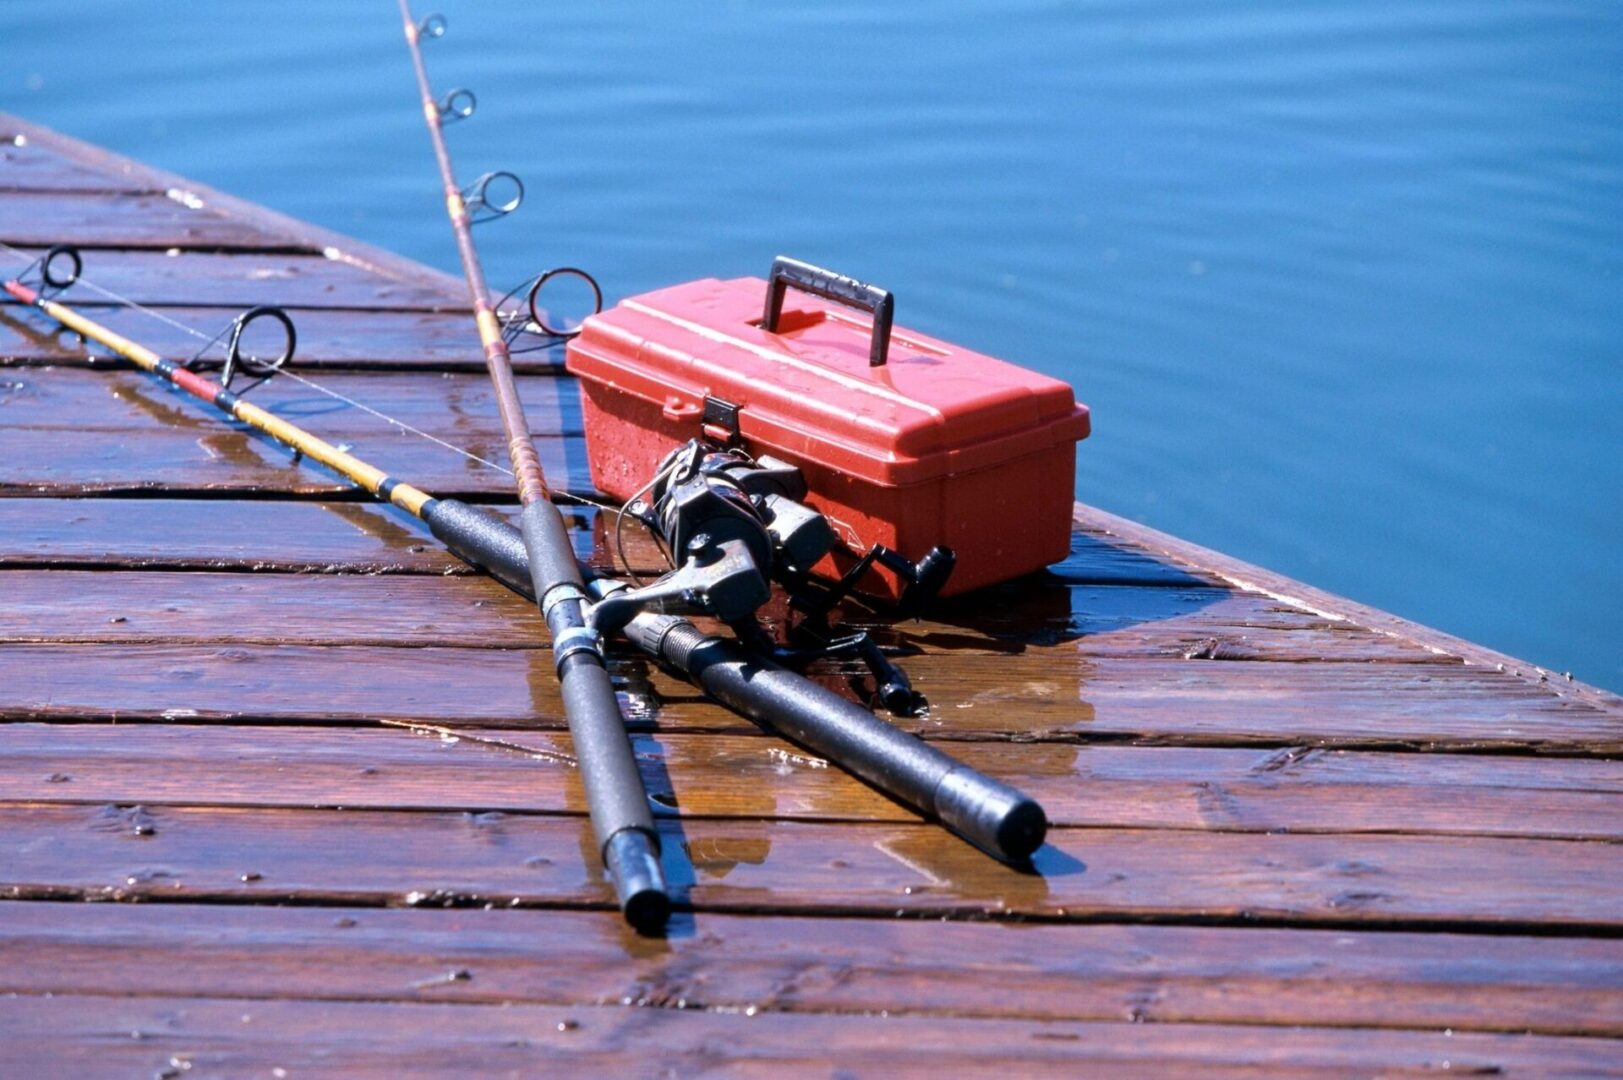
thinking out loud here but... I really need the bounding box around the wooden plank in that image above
[0,247,462,309]
[0,112,468,300]
[0,190,309,249]
[0,366,579,433]
[3,804,1619,930]
[2,723,1618,839]
[6,993,1616,1079]
[0,366,590,496]
[0,303,566,371]
[1077,505,1623,716]
[0,425,590,497]
[895,651,1618,750]
[1,643,1611,751]
[0,498,1186,588]
[0,570,1447,666]
[0,136,154,194]
[0,498,632,578]
[0,497,489,574]
[2,904,1619,1036]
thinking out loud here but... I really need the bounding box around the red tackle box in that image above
[565,259,1090,599]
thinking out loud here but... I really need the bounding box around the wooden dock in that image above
[2,112,1620,1077]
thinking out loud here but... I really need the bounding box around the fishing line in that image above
[0,239,614,509]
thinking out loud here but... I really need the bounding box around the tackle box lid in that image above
[567,265,1090,488]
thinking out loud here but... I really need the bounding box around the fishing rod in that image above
[394,1,667,927]
[2,250,1048,869]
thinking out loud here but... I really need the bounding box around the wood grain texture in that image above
[1075,504,1623,715]
[0,302,567,371]
[0,112,468,298]
[2,641,1614,752]
[0,247,461,309]
[0,569,1448,668]
[2,903,1619,1036]
[0,366,589,495]
[0,366,577,430]
[0,425,591,497]
[6,993,1619,1079]
[0,497,1184,587]
[0,190,308,249]
[3,723,1618,839]
[0,136,154,194]
[3,804,1619,930]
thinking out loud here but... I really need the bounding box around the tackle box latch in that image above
[701,395,743,447]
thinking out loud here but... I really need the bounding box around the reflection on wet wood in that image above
[3,723,1618,839]
[1,569,1448,667]
[0,497,1209,586]
[2,642,1611,751]
[3,903,1619,1035]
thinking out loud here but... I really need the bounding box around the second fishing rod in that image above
[396,0,667,927]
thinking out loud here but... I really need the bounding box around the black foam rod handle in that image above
[424,497,668,932]
[625,615,1047,863]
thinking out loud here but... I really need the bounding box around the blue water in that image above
[5,1,1620,689]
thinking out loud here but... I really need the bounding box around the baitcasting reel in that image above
[588,439,956,715]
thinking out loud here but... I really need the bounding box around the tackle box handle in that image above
[762,256,894,367]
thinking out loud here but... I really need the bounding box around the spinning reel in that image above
[590,439,956,715]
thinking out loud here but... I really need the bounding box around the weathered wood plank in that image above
[0,247,461,309]
[0,190,308,249]
[1,643,1610,751]
[3,723,1618,839]
[0,498,1194,589]
[0,303,566,371]
[0,136,154,194]
[3,903,1619,1036]
[0,570,1447,666]
[0,497,490,573]
[0,366,591,495]
[0,497,630,578]
[895,651,1616,749]
[0,366,577,430]
[1076,505,1623,716]
[3,804,1619,929]
[0,427,590,497]
[6,993,1616,1079]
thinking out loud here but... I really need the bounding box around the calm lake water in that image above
[5,1,1619,689]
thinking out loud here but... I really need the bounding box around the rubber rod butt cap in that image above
[605,828,670,932]
[934,767,1049,862]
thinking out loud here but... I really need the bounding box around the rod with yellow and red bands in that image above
[1,278,430,517]
[397,0,669,931]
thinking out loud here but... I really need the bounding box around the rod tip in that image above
[605,829,670,932]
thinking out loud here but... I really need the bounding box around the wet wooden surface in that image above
[2,112,1620,1077]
